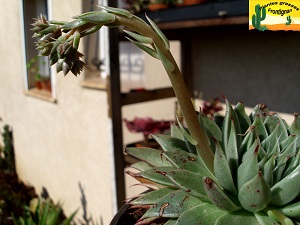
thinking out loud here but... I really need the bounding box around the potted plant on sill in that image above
[32,7,300,225]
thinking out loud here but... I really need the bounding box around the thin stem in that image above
[116,15,215,171]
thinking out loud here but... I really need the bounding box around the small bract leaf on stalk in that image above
[126,37,159,59]
[123,30,153,44]
[61,19,88,30]
[155,44,175,72]
[176,117,197,146]
[98,6,133,18]
[76,11,116,24]
[145,14,170,50]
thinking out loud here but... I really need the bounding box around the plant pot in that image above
[35,81,43,90]
[41,80,52,92]
[110,203,138,225]
[148,3,168,11]
[183,0,207,6]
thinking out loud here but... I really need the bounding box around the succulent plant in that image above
[32,6,300,224]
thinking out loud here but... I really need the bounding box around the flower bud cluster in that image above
[32,15,85,76]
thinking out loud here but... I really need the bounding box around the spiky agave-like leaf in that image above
[126,101,300,224]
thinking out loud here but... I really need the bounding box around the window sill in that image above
[25,88,56,103]
[81,77,107,90]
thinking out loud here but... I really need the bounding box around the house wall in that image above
[0,1,116,224]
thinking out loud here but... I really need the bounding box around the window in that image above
[21,0,54,100]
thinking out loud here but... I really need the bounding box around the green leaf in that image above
[146,14,170,50]
[261,154,275,187]
[61,19,88,29]
[170,123,184,140]
[254,211,280,225]
[126,147,172,167]
[126,37,159,59]
[176,117,197,145]
[203,177,241,212]
[226,120,239,177]
[234,102,251,134]
[289,113,300,135]
[176,203,225,225]
[251,116,268,141]
[238,145,259,191]
[216,210,260,225]
[155,44,175,72]
[271,164,300,206]
[238,171,271,212]
[165,169,209,200]
[141,190,202,219]
[214,140,237,195]
[98,6,133,18]
[76,11,116,24]
[123,30,153,44]
[162,150,215,180]
[164,219,177,225]
[130,161,153,171]
[131,188,174,205]
[80,24,102,37]
[280,201,300,219]
[152,133,189,152]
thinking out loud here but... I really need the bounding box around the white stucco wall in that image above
[0,1,115,224]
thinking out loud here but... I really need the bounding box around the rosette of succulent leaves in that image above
[32,6,300,225]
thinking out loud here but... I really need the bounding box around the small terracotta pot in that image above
[148,3,168,11]
[183,0,207,6]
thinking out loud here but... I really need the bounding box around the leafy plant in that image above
[32,6,300,224]
[13,198,77,225]
[0,125,15,173]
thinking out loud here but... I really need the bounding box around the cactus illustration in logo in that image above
[252,4,268,31]
[286,15,292,25]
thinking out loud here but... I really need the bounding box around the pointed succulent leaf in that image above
[199,112,222,149]
[76,11,116,24]
[261,125,281,153]
[266,208,293,225]
[176,203,225,225]
[214,140,237,195]
[126,147,172,167]
[289,113,300,135]
[61,19,88,30]
[165,169,209,200]
[203,177,241,212]
[238,146,259,191]
[251,116,268,141]
[250,104,269,121]
[123,30,153,44]
[273,157,289,184]
[162,150,216,180]
[277,136,296,163]
[283,149,300,178]
[254,211,280,225]
[264,114,288,141]
[152,134,189,152]
[261,154,275,187]
[216,210,260,225]
[271,164,300,206]
[126,37,159,59]
[238,171,271,212]
[127,167,176,187]
[130,161,153,171]
[98,6,133,18]
[280,201,300,219]
[80,24,102,37]
[176,117,197,145]
[141,190,202,219]
[170,123,184,140]
[130,188,174,205]
[234,102,251,134]
[155,44,175,72]
[226,120,239,176]
[145,14,170,50]
[242,137,260,162]
[240,126,257,156]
